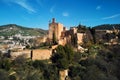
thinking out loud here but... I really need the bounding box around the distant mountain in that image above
[0,24,47,36]
[93,24,120,30]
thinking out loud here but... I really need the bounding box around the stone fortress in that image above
[48,18,84,46]
[10,18,85,60]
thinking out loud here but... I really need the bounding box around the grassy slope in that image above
[0,24,47,36]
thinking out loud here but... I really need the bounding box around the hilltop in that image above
[0,24,47,36]
[93,24,120,30]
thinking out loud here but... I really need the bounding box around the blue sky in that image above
[0,0,120,29]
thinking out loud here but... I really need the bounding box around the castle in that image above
[10,18,86,61]
[48,18,85,46]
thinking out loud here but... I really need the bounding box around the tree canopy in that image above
[51,45,74,70]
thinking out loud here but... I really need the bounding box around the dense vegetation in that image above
[69,44,120,80]
[0,44,120,80]
[0,24,47,36]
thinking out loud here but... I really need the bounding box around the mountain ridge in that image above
[0,24,47,36]
[93,24,120,30]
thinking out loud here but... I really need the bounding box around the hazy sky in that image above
[0,0,120,29]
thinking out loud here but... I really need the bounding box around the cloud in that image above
[62,12,69,17]
[96,5,101,10]
[15,0,36,13]
[102,14,120,20]
[2,0,36,13]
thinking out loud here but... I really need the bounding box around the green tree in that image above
[64,44,74,64]
[0,69,9,80]
[32,60,59,80]
[0,56,11,71]
[89,28,96,44]
[51,45,74,70]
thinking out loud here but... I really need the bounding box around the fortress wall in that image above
[32,49,52,60]
[11,49,52,60]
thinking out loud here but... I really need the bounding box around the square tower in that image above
[48,18,64,41]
